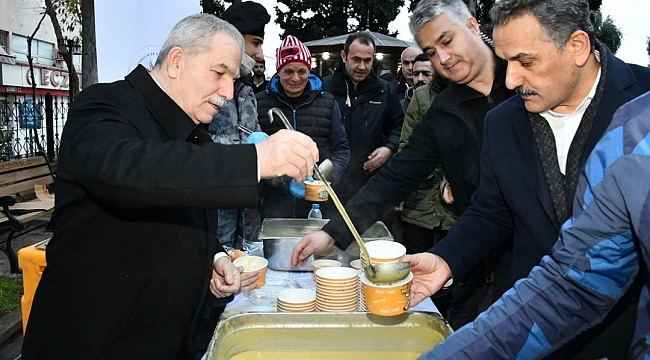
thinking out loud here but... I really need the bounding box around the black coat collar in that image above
[436,56,508,111]
[125,65,210,144]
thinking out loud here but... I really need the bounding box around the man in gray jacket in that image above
[208,1,271,249]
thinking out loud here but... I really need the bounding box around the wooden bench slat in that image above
[0,166,53,187]
[0,176,54,198]
[0,158,47,175]
[0,208,54,223]
[8,200,54,211]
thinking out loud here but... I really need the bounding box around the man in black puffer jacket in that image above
[257,35,349,219]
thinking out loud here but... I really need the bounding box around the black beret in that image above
[220,2,271,39]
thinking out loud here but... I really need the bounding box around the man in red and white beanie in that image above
[275,35,312,73]
[255,35,350,220]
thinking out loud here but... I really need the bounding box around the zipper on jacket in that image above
[234,82,247,141]
[487,95,495,108]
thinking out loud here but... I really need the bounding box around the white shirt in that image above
[540,66,601,175]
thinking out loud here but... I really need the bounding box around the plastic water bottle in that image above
[307,204,323,219]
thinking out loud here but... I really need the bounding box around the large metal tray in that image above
[259,218,393,271]
[206,312,452,360]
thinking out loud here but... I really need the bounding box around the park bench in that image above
[0,157,55,273]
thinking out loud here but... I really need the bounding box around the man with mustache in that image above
[400,53,436,111]
[404,0,650,358]
[22,14,319,360]
[412,54,435,87]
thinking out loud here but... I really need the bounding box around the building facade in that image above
[0,0,81,160]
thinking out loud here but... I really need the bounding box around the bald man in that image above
[396,45,423,101]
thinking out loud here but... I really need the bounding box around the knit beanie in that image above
[219,2,270,38]
[275,35,312,72]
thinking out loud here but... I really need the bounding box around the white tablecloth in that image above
[224,268,439,314]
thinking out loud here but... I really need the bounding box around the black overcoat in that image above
[22,65,259,360]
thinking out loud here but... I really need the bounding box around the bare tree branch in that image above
[27,10,50,156]
[27,10,49,103]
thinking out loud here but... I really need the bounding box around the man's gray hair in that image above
[154,13,245,68]
[409,0,473,38]
[490,0,595,52]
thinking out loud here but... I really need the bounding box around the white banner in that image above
[96,1,199,83]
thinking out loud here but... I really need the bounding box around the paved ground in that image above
[0,216,51,360]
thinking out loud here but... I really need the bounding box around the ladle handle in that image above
[312,165,372,263]
[267,107,372,263]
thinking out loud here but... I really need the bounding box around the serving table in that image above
[202,268,447,360]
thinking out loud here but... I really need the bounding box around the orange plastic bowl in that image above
[360,272,412,317]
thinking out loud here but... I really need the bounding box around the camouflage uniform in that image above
[207,78,261,248]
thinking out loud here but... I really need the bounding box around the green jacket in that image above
[398,83,457,230]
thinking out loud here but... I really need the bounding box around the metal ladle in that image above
[267,108,411,284]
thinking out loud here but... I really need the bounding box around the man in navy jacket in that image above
[406,0,650,358]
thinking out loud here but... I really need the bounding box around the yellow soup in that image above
[230,350,422,359]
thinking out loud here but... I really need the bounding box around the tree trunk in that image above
[44,0,64,46]
[43,0,77,96]
[82,0,98,88]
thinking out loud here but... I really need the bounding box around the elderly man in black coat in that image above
[22,14,318,360]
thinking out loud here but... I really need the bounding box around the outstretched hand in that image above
[363,146,392,172]
[402,253,452,307]
[291,230,336,268]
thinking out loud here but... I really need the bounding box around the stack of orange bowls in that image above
[311,259,342,280]
[349,259,365,311]
[359,240,407,312]
[314,267,359,311]
[276,289,316,313]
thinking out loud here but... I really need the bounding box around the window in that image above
[11,34,55,66]
[0,30,8,53]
